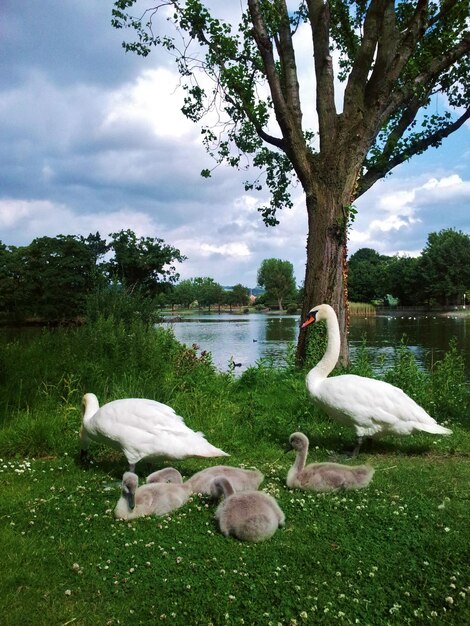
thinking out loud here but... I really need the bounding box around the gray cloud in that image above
[1,1,469,288]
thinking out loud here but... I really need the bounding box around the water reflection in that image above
[163,312,470,381]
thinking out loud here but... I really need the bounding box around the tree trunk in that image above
[296,182,350,367]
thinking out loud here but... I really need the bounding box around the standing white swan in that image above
[80,393,228,471]
[301,304,452,455]
[287,432,374,491]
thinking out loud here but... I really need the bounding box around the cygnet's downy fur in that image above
[211,477,285,542]
[186,465,264,495]
[287,432,374,492]
[114,471,190,520]
[146,467,184,485]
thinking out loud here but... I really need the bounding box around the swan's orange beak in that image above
[301,315,316,329]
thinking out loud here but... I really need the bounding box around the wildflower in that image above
[445,597,454,605]
[64,589,72,596]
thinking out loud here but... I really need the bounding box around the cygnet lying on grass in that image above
[146,467,185,485]
[211,477,285,542]
[114,471,190,520]
[146,465,264,495]
[186,465,264,495]
[287,432,374,492]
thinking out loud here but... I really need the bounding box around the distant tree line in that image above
[0,230,184,322]
[0,230,301,322]
[5,225,464,323]
[348,229,470,307]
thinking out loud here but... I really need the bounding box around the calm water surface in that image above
[163,312,470,380]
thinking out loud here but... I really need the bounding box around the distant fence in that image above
[374,305,459,316]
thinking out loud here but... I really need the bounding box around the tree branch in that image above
[357,107,470,197]
[383,32,470,120]
[276,0,303,129]
[306,0,337,148]
[248,0,292,132]
[343,0,388,116]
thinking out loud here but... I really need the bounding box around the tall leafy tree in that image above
[348,248,389,303]
[173,278,197,307]
[192,277,225,310]
[106,229,185,296]
[2,235,105,320]
[113,0,470,362]
[384,254,422,306]
[229,283,251,307]
[257,258,296,311]
[418,228,470,306]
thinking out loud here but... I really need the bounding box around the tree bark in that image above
[296,167,355,367]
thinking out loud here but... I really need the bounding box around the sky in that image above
[1,1,469,288]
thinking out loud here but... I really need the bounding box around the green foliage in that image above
[85,284,161,328]
[349,230,470,306]
[257,258,297,311]
[419,228,470,306]
[429,338,469,424]
[106,229,185,296]
[348,248,389,303]
[383,337,430,409]
[0,235,106,321]
[346,334,375,379]
[0,230,185,322]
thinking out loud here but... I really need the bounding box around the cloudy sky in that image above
[1,1,469,288]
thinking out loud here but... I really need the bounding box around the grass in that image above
[0,316,469,625]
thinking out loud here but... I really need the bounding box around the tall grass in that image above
[349,301,376,316]
[0,316,469,625]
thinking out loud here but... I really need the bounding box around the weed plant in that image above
[0,315,469,625]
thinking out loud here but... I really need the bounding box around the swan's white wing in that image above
[89,398,227,462]
[314,374,439,436]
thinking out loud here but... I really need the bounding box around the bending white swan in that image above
[80,393,228,471]
[301,304,452,455]
[287,432,374,491]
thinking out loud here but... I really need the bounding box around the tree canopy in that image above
[257,258,297,311]
[348,229,470,306]
[0,230,184,322]
[112,0,470,363]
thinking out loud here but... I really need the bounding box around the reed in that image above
[349,301,376,316]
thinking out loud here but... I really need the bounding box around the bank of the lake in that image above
[161,309,470,381]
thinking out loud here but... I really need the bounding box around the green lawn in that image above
[0,320,469,625]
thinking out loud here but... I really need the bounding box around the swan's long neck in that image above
[307,308,341,385]
[82,393,100,423]
[294,441,308,474]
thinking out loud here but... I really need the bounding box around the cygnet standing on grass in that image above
[287,432,374,492]
[186,465,264,495]
[211,477,285,542]
[114,471,190,520]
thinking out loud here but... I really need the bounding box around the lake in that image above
[162,311,470,380]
